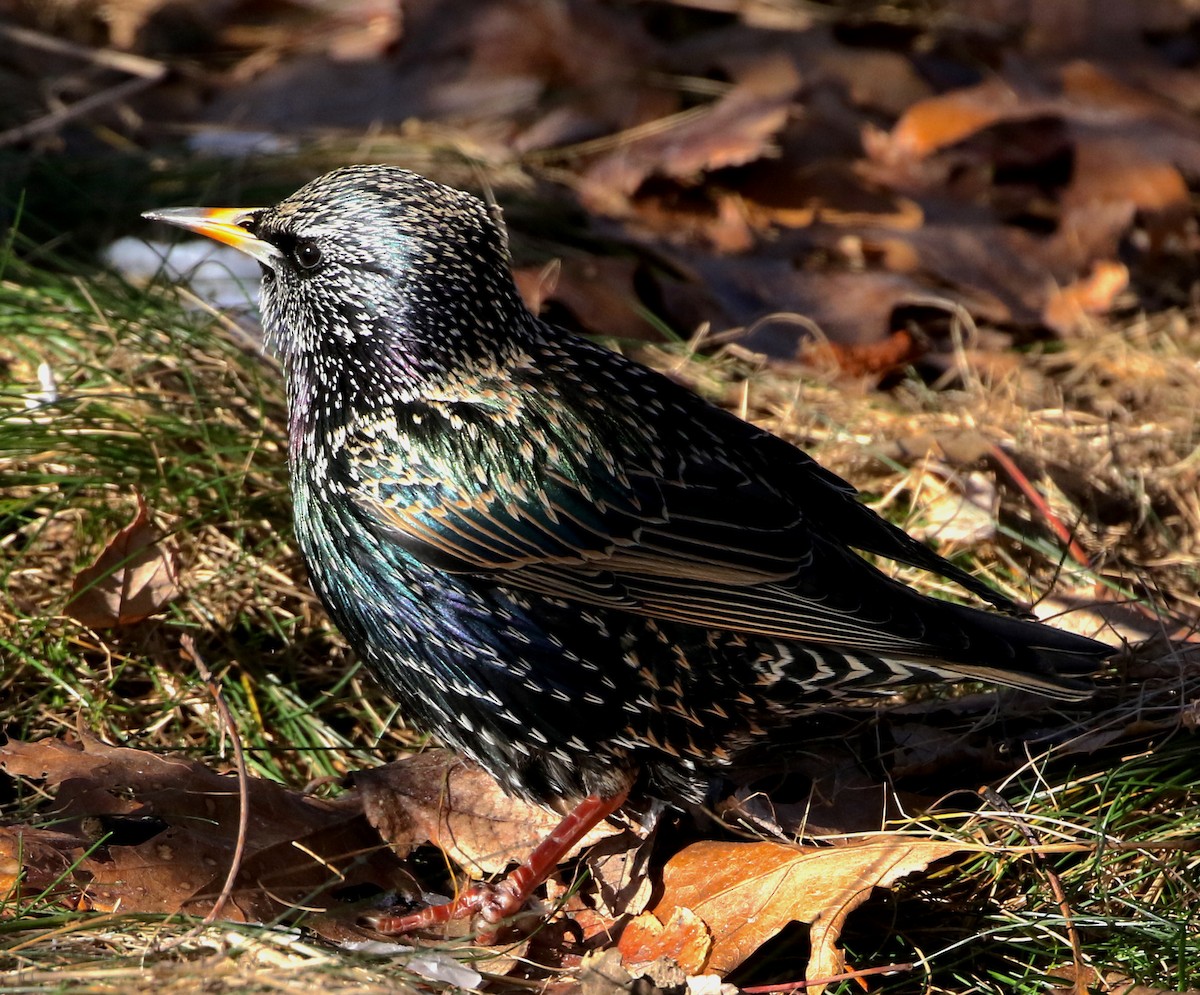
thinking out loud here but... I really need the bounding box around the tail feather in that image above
[917,597,1111,698]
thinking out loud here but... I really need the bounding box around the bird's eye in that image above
[292,240,323,270]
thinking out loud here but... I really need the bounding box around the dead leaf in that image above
[958,1,1188,57]
[662,258,928,360]
[65,492,181,628]
[579,54,801,216]
[580,948,637,995]
[356,750,626,877]
[739,160,924,231]
[618,907,711,976]
[465,0,675,150]
[799,329,923,380]
[514,256,664,342]
[1042,260,1130,336]
[653,837,965,986]
[1064,135,1190,249]
[584,826,657,919]
[720,743,921,840]
[0,736,414,936]
[0,826,89,904]
[1066,135,1191,217]
[869,78,1028,163]
[852,221,1070,327]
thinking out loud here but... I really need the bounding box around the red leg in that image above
[367,789,628,936]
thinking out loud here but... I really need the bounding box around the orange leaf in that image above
[884,80,1022,160]
[1042,260,1129,336]
[618,907,711,975]
[653,838,965,988]
[65,492,181,627]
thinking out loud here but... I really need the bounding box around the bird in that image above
[144,165,1113,933]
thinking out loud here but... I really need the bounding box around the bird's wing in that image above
[347,430,952,656]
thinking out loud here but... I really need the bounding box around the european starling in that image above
[145,165,1112,930]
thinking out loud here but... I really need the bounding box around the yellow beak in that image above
[141,206,282,267]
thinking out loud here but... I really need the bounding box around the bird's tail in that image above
[889,596,1111,699]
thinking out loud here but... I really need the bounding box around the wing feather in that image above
[352,442,966,659]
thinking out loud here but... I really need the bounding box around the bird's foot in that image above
[363,790,628,942]
[364,878,528,941]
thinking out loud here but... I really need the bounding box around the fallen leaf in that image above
[720,747,917,840]
[0,736,414,936]
[584,826,657,919]
[0,826,88,904]
[1066,134,1191,218]
[738,160,924,231]
[465,0,675,149]
[661,258,928,360]
[1042,260,1130,336]
[958,2,1187,57]
[799,329,923,380]
[618,907,711,975]
[580,948,636,995]
[871,78,1028,163]
[853,222,1065,327]
[356,750,626,877]
[65,492,181,628]
[579,54,801,216]
[514,256,664,342]
[653,837,966,986]
[1063,134,1191,251]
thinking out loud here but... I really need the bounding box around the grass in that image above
[2,183,1199,993]
[0,241,420,777]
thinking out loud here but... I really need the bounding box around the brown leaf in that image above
[959,1,1187,56]
[356,750,625,877]
[854,223,1057,327]
[871,79,1027,163]
[1067,135,1191,216]
[618,907,711,976]
[579,54,800,216]
[799,329,923,380]
[580,948,637,995]
[467,0,675,150]
[1064,134,1191,249]
[720,748,917,840]
[1042,260,1130,336]
[0,736,412,934]
[653,838,965,986]
[65,492,181,628]
[0,826,89,905]
[580,822,657,921]
[739,160,924,231]
[514,256,664,343]
[662,258,927,360]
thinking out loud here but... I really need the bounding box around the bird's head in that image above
[144,166,529,378]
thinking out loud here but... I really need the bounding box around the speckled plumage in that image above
[149,165,1112,811]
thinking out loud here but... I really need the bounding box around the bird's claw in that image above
[363,879,530,940]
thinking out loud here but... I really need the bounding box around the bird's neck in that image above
[281,322,542,467]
